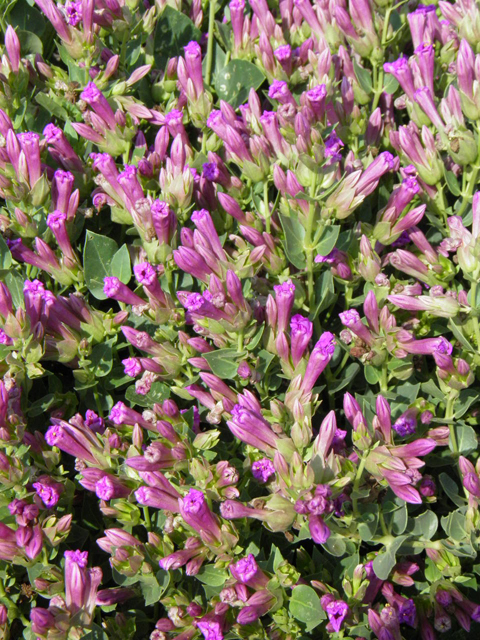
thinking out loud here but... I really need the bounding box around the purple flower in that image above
[65,1,82,25]
[233,554,259,582]
[300,332,336,393]
[308,514,331,543]
[326,600,349,632]
[122,357,143,378]
[463,472,480,497]
[64,549,88,567]
[339,309,361,326]
[32,481,61,508]
[179,488,222,542]
[227,405,278,453]
[183,488,206,515]
[203,162,220,181]
[399,599,417,627]
[324,131,344,161]
[251,458,275,483]
[103,277,145,306]
[290,314,313,366]
[393,410,417,437]
[197,619,223,640]
[419,475,436,497]
[84,410,105,434]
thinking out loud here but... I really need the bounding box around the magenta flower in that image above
[32,479,62,507]
[197,619,224,640]
[393,410,417,437]
[300,332,336,393]
[179,488,222,542]
[251,458,275,483]
[326,599,349,632]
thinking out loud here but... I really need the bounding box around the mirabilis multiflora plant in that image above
[2,0,480,638]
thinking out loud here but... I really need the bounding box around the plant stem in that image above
[471,280,480,348]
[305,171,318,308]
[380,362,388,393]
[94,390,104,417]
[352,454,367,518]
[205,0,217,87]
[446,393,458,455]
[379,509,389,536]
[264,180,271,233]
[237,329,244,352]
[457,127,480,217]
[143,506,152,531]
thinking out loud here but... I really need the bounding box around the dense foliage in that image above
[1,0,480,638]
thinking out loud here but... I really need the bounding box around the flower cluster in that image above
[1,0,480,639]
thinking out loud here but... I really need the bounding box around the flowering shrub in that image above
[1,0,480,638]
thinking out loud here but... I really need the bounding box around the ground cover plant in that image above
[2,0,480,638]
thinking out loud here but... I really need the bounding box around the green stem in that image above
[371,64,384,113]
[143,506,152,531]
[94,390,104,418]
[379,509,389,536]
[446,393,458,455]
[0,580,5,597]
[333,350,350,378]
[352,454,368,518]
[305,171,319,308]
[237,329,244,352]
[205,0,217,87]
[457,127,480,217]
[264,180,271,233]
[471,280,480,348]
[380,361,388,393]
[434,182,448,225]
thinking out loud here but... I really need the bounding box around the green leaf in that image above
[201,40,226,84]
[448,319,474,353]
[441,509,468,541]
[154,6,201,69]
[0,235,12,269]
[83,231,118,300]
[453,424,477,455]
[439,473,466,508]
[312,270,336,319]
[140,575,162,607]
[1,269,24,308]
[214,60,265,108]
[315,225,340,257]
[329,363,360,393]
[353,60,372,94]
[34,93,68,121]
[110,243,132,284]
[357,504,379,541]
[279,213,306,269]
[387,502,408,535]
[365,365,381,385]
[256,349,275,377]
[409,511,438,540]
[322,534,347,557]
[203,348,242,379]
[196,565,228,586]
[445,170,461,196]
[79,625,108,640]
[383,74,399,94]
[125,381,170,407]
[455,389,480,419]
[421,379,445,402]
[289,585,326,631]
[9,1,46,35]
[17,29,43,54]
[90,343,113,378]
[372,535,409,580]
